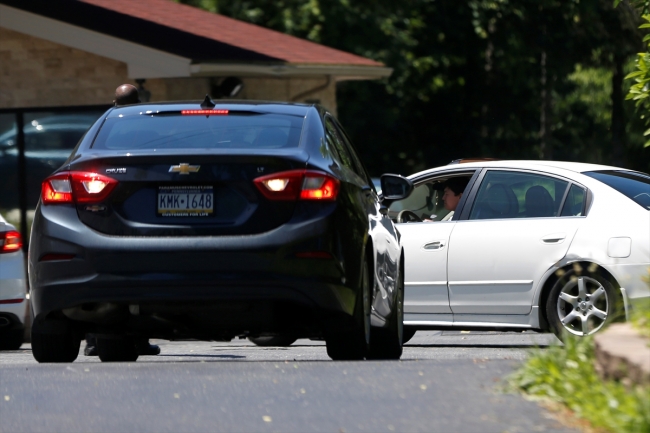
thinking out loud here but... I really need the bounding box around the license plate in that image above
[157,186,214,217]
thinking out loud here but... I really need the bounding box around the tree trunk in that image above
[610,54,626,168]
[539,50,553,160]
[481,22,495,140]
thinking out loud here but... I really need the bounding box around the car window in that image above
[92,113,304,150]
[324,117,356,173]
[469,170,569,220]
[560,184,586,216]
[389,174,473,221]
[584,170,650,210]
[331,118,370,182]
[389,182,437,220]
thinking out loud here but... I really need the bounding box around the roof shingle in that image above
[79,0,382,66]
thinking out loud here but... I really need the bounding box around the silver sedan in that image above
[0,212,27,350]
[384,160,650,340]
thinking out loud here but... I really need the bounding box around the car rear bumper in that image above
[605,263,650,300]
[29,205,358,329]
[0,280,28,327]
[0,303,27,328]
[0,311,25,338]
[33,275,354,316]
[0,253,28,328]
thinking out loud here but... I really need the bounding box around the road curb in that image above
[594,323,650,386]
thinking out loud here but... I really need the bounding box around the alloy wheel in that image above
[556,276,608,336]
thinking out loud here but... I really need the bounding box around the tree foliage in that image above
[617,1,650,146]
[176,0,650,173]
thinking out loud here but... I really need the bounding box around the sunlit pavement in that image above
[0,331,574,433]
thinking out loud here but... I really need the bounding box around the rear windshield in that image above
[91,112,305,150]
[584,170,650,210]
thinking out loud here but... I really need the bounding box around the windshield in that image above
[92,113,305,150]
[584,170,650,210]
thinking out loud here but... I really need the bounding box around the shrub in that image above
[509,335,650,433]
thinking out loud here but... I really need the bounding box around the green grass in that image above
[632,305,650,339]
[509,336,650,432]
[631,277,650,339]
[511,275,650,432]
[509,334,650,433]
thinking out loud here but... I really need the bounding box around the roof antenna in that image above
[200,94,216,109]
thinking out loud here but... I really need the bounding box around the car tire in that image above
[97,336,139,362]
[546,266,620,339]
[0,329,24,350]
[402,327,417,345]
[326,261,371,361]
[31,318,80,363]
[248,335,298,347]
[367,267,404,360]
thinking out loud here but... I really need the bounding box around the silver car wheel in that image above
[556,276,609,336]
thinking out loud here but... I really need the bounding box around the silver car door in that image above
[389,171,477,325]
[398,222,455,322]
[447,169,582,316]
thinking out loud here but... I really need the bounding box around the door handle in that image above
[541,233,566,244]
[423,241,445,250]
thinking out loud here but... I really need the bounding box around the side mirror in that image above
[380,174,413,200]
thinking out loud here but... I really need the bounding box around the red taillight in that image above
[0,230,22,254]
[181,109,229,115]
[295,251,333,259]
[39,253,75,262]
[300,174,339,200]
[42,172,117,205]
[253,170,340,201]
[254,169,305,200]
[0,298,24,304]
[41,173,73,203]
[71,172,118,203]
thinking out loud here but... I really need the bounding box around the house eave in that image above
[0,3,392,82]
[190,63,393,81]
[0,4,192,79]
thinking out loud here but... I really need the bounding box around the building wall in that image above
[0,28,128,108]
[0,27,337,115]
[238,77,337,115]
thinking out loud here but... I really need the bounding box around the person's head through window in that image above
[113,84,140,106]
[442,177,470,212]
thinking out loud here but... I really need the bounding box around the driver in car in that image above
[441,177,469,219]
[424,177,469,221]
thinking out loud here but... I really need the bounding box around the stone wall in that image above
[0,27,337,114]
[0,28,128,108]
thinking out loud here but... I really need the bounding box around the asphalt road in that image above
[0,331,578,433]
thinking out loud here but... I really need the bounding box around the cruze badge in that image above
[106,168,127,174]
[169,163,200,175]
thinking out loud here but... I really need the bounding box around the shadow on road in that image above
[158,353,246,359]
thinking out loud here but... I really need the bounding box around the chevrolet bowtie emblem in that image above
[169,163,200,175]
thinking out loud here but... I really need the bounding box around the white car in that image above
[384,160,650,340]
[0,213,27,350]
